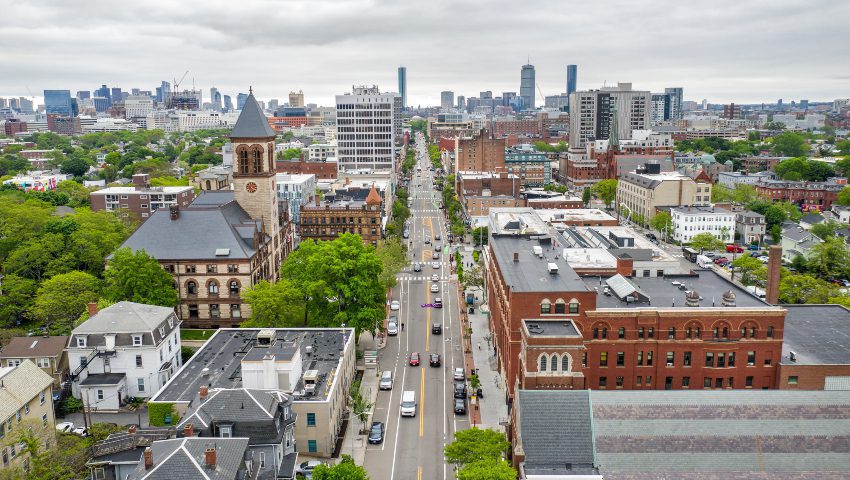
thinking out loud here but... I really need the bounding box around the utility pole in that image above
[81,390,90,429]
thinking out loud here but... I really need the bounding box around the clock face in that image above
[245,182,258,193]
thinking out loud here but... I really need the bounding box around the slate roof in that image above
[74,302,174,334]
[0,361,54,421]
[178,388,287,444]
[118,200,262,260]
[516,390,596,474]
[0,335,69,359]
[125,437,250,480]
[230,92,276,139]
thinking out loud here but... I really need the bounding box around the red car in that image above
[409,352,420,366]
[726,244,744,253]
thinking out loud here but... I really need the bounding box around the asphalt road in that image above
[363,134,470,480]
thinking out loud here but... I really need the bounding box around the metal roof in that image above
[230,92,276,139]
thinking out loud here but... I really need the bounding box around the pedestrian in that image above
[477,342,481,350]
[401,322,405,331]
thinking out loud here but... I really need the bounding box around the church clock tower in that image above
[230,90,280,242]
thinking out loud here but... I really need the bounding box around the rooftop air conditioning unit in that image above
[547,263,559,274]
[533,245,543,258]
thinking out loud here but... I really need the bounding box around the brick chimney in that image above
[143,447,153,469]
[513,252,519,262]
[204,447,217,468]
[169,204,180,220]
[183,423,194,437]
[615,255,633,277]
[87,302,98,317]
[199,385,209,401]
[766,244,782,304]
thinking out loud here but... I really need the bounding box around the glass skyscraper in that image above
[398,66,407,111]
[520,64,535,110]
[566,65,577,95]
[44,90,75,116]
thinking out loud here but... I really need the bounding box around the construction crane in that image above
[173,70,189,92]
[536,82,546,105]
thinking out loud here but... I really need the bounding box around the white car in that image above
[390,300,400,311]
[72,426,88,437]
[56,422,75,433]
[296,460,325,477]
[431,283,439,293]
[453,367,465,381]
[431,273,440,282]
[432,262,440,269]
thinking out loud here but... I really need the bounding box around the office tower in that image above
[723,103,742,120]
[650,93,671,123]
[237,93,249,110]
[210,87,222,111]
[18,97,33,114]
[268,99,279,112]
[93,97,110,112]
[95,85,112,105]
[223,95,233,112]
[800,99,809,111]
[44,90,75,116]
[111,88,123,103]
[441,91,454,110]
[568,82,651,149]
[665,87,683,119]
[131,88,140,96]
[156,81,171,104]
[480,91,493,100]
[457,96,466,111]
[566,65,577,96]
[398,66,407,110]
[289,91,304,108]
[76,91,90,100]
[520,63,536,110]
[335,85,398,173]
[502,92,517,107]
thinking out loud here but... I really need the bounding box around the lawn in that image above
[181,329,216,341]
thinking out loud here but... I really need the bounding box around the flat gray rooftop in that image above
[490,234,589,293]
[782,305,850,365]
[153,328,352,403]
[584,270,772,310]
[524,319,580,337]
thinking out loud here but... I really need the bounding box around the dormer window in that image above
[168,317,174,329]
[76,337,87,348]
[219,424,233,438]
[159,327,165,338]
[132,335,143,346]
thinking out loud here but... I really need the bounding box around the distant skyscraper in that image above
[288,91,304,108]
[569,82,651,149]
[237,93,249,110]
[566,65,577,96]
[665,87,683,119]
[650,93,671,123]
[95,85,111,105]
[18,97,33,114]
[336,85,399,173]
[457,96,465,111]
[223,95,233,112]
[111,88,123,103]
[210,87,222,111]
[155,81,171,104]
[268,99,279,112]
[520,63,536,110]
[440,91,454,110]
[76,91,90,100]
[502,92,517,108]
[44,90,75,116]
[398,66,407,110]
[93,97,110,112]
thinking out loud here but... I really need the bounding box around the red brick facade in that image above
[456,130,505,172]
[275,159,337,180]
[754,180,845,211]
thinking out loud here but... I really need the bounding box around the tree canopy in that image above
[30,271,101,333]
[311,455,369,480]
[591,179,617,208]
[103,248,179,307]
[444,428,516,480]
[773,156,834,181]
[688,232,725,252]
[771,131,808,157]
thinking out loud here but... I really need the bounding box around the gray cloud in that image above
[0,0,848,106]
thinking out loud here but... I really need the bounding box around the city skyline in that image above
[1,0,849,106]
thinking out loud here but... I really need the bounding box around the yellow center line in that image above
[419,368,425,437]
[417,465,422,480]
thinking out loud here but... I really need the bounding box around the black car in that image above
[454,381,467,399]
[454,397,466,414]
[368,421,385,444]
[429,353,441,367]
[432,323,442,334]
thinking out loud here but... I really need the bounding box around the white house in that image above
[670,205,736,244]
[66,302,182,412]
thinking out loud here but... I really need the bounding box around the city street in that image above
[363,134,470,480]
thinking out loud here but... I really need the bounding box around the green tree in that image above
[461,263,485,290]
[0,275,37,327]
[591,179,617,208]
[711,183,733,202]
[56,180,91,207]
[837,186,850,206]
[312,455,370,480]
[3,233,68,281]
[444,427,510,469]
[350,382,374,434]
[30,271,101,332]
[811,221,841,240]
[582,187,591,206]
[779,274,837,304]
[471,226,489,246]
[457,460,518,480]
[241,279,305,328]
[772,132,808,157]
[275,148,302,161]
[688,232,724,253]
[650,211,673,239]
[731,254,766,285]
[103,248,178,307]
[763,205,788,228]
[376,237,408,290]
[807,237,850,279]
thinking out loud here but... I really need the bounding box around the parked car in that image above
[726,244,744,253]
[429,353,441,367]
[72,426,88,437]
[368,421,385,444]
[296,460,325,476]
[453,367,465,381]
[390,300,400,311]
[56,422,75,433]
[454,381,467,399]
[409,352,420,366]
[379,370,393,390]
[454,397,467,414]
[432,262,440,269]
[424,237,431,245]
[434,297,443,308]
[403,230,409,239]
[432,323,442,334]
[714,257,729,265]
[387,320,398,336]
[432,252,440,260]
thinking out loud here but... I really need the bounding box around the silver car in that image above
[431,283,439,293]
[432,262,440,269]
[453,367,465,381]
[379,370,393,390]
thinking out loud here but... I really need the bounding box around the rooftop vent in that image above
[533,245,543,258]
[547,263,559,275]
[256,329,275,346]
[685,290,701,307]
[721,289,737,307]
[303,369,319,394]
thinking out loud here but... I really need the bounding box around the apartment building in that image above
[335,86,398,173]
[669,205,736,243]
[568,83,651,150]
[736,210,766,244]
[616,163,711,223]
[0,336,69,389]
[90,174,194,221]
[299,185,383,245]
[0,361,55,473]
[455,129,505,172]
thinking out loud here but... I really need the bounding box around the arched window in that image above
[540,300,551,314]
[205,180,211,190]
[592,327,599,339]
[550,354,559,372]
[186,281,197,295]
[569,300,579,314]
[722,327,729,338]
[602,327,608,339]
[539,354,548,372]
[229,280,240,296]
[668,327,676,339]
[251,147,262,173]
[208,280,219,295]
[554,299,566,314]
[238,148,249,174]
[561,354,569,372]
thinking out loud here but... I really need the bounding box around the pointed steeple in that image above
[230,91,276,139]
[365,183,382,206]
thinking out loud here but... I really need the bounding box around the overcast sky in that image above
[1,0,848,107]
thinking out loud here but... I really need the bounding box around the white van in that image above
[400,391,416,417]
[696,255,713,269]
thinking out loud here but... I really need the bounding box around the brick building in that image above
[456,129,505,172]
[268,116,309,131]
[457,171,524,217]
[486,208,787,402]
[90,174,195,221]
[276,158,337,180]
[492,118,541,138]
[3,119,27,136]
[46,114,81,135]
[777,304,850,390]
[754,178,846,211]
[299,184,383,245]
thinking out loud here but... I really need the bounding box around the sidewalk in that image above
[341,332,381,465]
[457,249,509,433]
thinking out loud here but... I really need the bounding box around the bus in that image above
[682,246,699,262]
